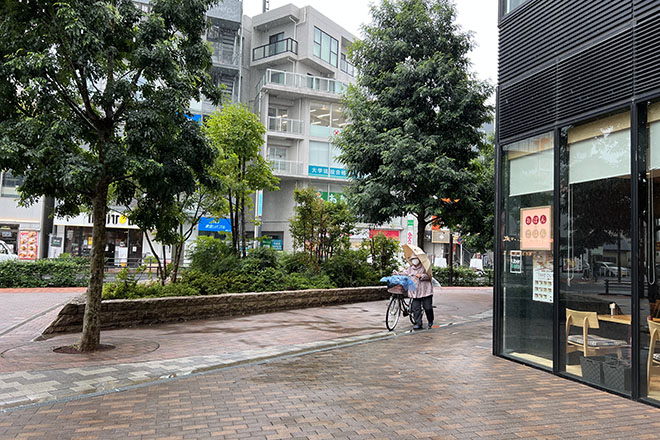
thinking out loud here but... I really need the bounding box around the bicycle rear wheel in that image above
[385,297,401,331]
[403,298,416,325]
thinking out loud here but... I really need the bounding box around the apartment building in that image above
[241,4,365,251]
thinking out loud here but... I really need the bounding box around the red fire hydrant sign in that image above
[520,206,552,251]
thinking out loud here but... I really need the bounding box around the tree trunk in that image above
[228,191,236,254]
[78,183,108,352]
[241,193,246,258]
[416,209,426,252]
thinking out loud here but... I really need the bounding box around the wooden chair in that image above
[566,309,627,358]
[647,318,660,391]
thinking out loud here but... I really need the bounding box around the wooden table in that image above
[597,315,660,325]
[598,314,632,325]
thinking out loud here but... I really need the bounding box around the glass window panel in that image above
[500,132,554,369]
[505,0,529,14]
[309,141,329,166]
[1,171,23,197]
[321,33,331,64]
[559,110,631,395]
[310,102,331,127]
[330,145,342,168]
[314,42,321,58]
[332,105,347,128]
[314,27,321,43]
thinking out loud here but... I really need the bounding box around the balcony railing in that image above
[252,38,298,61]
[269,159,305,176]
[209,42,240,67]
[260,69,349,96]
[340,58,356,77]
[268,116,304,135]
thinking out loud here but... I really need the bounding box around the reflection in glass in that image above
[500,132,554,368]
[560,111,632,395]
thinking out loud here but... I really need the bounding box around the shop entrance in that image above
[64,226,143,267]
[0,224,19,254]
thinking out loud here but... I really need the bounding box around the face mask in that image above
[411,258,420,265]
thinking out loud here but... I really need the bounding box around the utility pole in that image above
[263,0,269,13]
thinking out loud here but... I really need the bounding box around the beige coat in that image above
[403,264,433,299]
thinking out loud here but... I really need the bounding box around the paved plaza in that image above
[2,287,660,439]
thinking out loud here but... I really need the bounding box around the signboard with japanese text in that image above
[319,192,347,203]
[520,205,552,251]
[198,217,232,232]
[369,229,400,240]
[510,250,522,273]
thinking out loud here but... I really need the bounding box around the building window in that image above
[504,0,529,15]
[1,171,23,197]
[310,102,346,137]
[313,27,338,67]
[341,53,355,77]
[308,141,346,179]
[500,132,554,369]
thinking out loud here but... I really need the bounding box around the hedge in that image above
[0,258,90,288]
[434,266,493,287]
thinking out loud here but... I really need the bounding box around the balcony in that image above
[209,42,240,69]
[268,116,304,135]
[252,38,298,61]
[340,58,356,77]
[259,69,349,98]
[269,160,305,176]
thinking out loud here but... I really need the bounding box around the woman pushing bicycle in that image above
[400,244,434,330]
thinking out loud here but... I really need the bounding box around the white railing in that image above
[260,69,349,96]
[269,159,305,176]
[268,116,304,135]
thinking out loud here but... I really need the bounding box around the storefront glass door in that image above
[559,110,632,395]
[499,132,554,368]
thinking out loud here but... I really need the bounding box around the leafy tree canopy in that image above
[335,0,493,250]
[0,0,221,351]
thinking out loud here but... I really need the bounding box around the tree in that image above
[459,133,495,254]
[289,186,356,270]
[0,0,220,351]
[334,0,492,251]
[204,103,279,257]
[361,232,401,277]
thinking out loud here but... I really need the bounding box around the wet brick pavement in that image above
[2,318,660,439]
[0,288,491,410]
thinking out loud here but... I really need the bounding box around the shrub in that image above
[280,252,312,273]
[240,246,280,273]
[361,233,401,278]
[434,266,492,286]
[321,249,379,288]
[188,236,240,275]
[102,281,199,300]
[0,258,90,288]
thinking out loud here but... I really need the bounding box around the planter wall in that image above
[42,286,389,335]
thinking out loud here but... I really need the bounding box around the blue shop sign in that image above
[199,217,232,232]
[186,113,203,125]
[308,165,329,177]
[272,239,283,251]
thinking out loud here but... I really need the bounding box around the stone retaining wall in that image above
[42,286,389,335]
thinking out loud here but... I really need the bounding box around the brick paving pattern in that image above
[2,319,660,439]
[0,288,490,410]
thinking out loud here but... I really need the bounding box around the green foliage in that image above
[321,249,380,288]
[204,103,279,256]
[361,233,401,277]
[334,0,493,247]
[434,266,492,286]
[0,259,90,288]
[460,134,495,253]
[188,236,240,275]
[240,246,280,272]
[103,280,197,300]
[280,252,311,273]
[289,186,356,268]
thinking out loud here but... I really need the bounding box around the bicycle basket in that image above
[387,284,407,295]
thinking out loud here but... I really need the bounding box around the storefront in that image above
[54,212,143,267]
[496,0,660,405]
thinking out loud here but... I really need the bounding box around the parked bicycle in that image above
[385,286,416,331]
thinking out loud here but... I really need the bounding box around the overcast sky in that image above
[243,0,499,88]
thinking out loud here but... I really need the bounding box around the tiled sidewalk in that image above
[0,288,492,410]
[2,318,660,439]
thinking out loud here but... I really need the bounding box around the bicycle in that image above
[385,287,416,331]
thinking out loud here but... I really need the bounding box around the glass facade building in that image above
[495,0,660,405]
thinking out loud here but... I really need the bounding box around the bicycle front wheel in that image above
[385,297,401,331]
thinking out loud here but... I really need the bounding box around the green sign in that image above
[319,191,347,203]
[510,250,522,274]
[407,219,414,227]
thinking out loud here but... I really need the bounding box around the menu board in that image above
[520,206,552,251]
[533,252,553,303]
[18,231,38,260]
